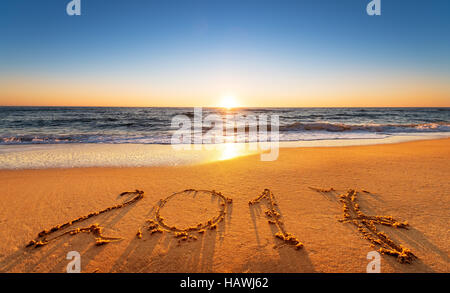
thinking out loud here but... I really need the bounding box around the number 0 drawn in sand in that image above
[138,189,233,243]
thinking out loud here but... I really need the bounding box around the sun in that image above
[219,95,239,109]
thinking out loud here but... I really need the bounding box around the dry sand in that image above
[0,138,449,273]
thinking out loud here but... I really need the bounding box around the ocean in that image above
[0,107,449,145]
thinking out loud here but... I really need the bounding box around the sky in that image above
[0,0,449,107]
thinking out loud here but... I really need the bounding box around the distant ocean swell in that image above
[0,121,449,145]
[0,107,449,145]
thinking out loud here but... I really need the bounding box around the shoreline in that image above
[0,138,448,272]
[0,134,449,170]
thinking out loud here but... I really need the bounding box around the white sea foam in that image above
[0,134,448,170]
[0,143,258,170]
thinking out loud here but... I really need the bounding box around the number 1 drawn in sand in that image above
[249,189,303,250]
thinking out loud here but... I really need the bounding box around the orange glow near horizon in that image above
[0,74,449,108]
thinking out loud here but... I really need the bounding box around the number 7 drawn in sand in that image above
[310,187,416,263]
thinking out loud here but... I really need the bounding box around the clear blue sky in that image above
[1,0,449,107]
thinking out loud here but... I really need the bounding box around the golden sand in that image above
[0,138,448,273]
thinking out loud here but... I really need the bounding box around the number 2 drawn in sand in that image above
[25,190,145,248]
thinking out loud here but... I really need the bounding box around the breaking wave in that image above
[279,122,450,133]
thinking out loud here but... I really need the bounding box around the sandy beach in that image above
[0,138,448,273]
